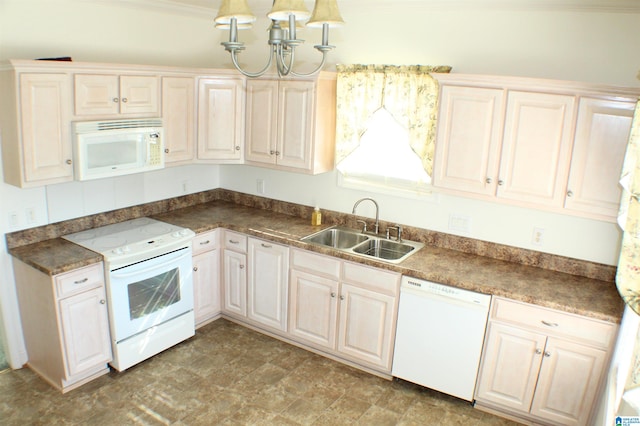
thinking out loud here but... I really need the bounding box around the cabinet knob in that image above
[100,299,106,304]
[275,151,280,156]
[535,349,542,355]
[485,177,492,184]
[193,266,198,272]
[235,146,240,151]
[270,150,275,155]
[331,292,336,298]
[121,97,128,103]
[66,159,72,165]
[340,295,345,300]
[165,149,170,154]
[239,264,245,269]
[112,97,119,103]
[498,179,504,186]
[544,351,551,357]
[567,190,574,197]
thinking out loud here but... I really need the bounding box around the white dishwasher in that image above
[392,276,491,402]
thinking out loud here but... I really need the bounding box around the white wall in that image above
[0,0,638,367]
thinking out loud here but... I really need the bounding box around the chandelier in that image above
[214,0,344,78]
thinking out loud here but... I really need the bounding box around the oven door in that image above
[107,246,194,342]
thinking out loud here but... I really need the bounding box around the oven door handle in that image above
[110,249,191,280]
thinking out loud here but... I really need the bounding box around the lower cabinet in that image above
[289,248,400,373]
[247,237,289,332]
[221,230,248,317]
[475,297,617,426]
[13,260,112,393]
[192,229,221,327]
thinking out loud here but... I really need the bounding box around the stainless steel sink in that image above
[301,226,423,264]
[301,227,369,249]
[352,238,418,261]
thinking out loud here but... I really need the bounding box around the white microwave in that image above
[72,118,164,181]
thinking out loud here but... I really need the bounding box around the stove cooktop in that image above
[63,217,195,265]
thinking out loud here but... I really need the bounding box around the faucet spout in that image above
[352,198,379,234]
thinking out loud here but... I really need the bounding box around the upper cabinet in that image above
[162,76,196,165]
[197,77,245,163]
[0,65,74,187]
[74,74,160,117]
[432,74,640,221]
[245,73,336,174]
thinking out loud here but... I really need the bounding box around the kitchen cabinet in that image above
[12,260,112,393]
[162,76,196,164]
[0,68,73,187]
[244,74,336,174]
[432,73,640,221]
[192,229,221,327]
[564,97,636,219]
[289,248,400,373]
[247,237,289,332]
[197,77,245,163]
[475,297,617,426]
[221,230,247,318]
[74,74,159,117]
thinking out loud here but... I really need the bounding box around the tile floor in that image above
[0,319,522,425]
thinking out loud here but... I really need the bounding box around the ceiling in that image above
[163,0,640,13]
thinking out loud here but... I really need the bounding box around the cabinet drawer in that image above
[342,262,400,296]
[192,229,219,256]
[291,248,341,280]
[491,297,617,348]
[55,263,104,299]
[223,230,247,252]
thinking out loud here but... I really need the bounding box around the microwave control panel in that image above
[148,132,162,166]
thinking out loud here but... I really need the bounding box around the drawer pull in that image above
[541,320,559,327]
[261,243,272,248]
[228,239,239,244]
[74,278,89,284]
[199,240,211,245]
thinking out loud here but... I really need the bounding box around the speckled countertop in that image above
[8,197,624,324]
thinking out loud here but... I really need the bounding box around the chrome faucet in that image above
[352,198,379,234]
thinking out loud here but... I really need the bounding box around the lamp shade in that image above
[214,0,256,24]
[307,0,344,27]
[267,0,311,21]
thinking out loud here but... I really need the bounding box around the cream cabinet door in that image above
[19,73,73,185]
[74,74,159,116]
[564,97,635,220]
[193,248,221,327]
[247,238,289,332]
[58,286,112,378]
[289,269,338,350]
[337,282,396,370]
[162,76,195,164]
[432,85,504,196]
[222,249,247,317]
[476,322,546,413]
[530,338,607,426]
[277,80,314,170]
[197,78,244,162]
[497,91,575,206]
[245,79,278,165]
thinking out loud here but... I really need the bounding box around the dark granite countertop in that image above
[9,199,624,324]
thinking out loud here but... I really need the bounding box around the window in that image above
[335,64,451,196]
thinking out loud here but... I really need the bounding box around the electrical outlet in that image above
[448,214,471,234]
[181,180,189,194]
[257,179,265,195]
[8,211,19,228]
[532,227,545,246]
[25,207,36,224]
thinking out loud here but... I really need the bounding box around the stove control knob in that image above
[172,231,181,238]
[113,248,124,255]
[122,246,131,253]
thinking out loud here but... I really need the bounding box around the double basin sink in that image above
[301,226,424,264]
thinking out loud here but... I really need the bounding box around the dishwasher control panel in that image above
[401,276,491,307]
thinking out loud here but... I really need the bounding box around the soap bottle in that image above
[311,206,322,226]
